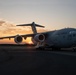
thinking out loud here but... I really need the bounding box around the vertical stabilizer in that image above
[31,22,37,34]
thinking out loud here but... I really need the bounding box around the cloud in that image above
[0,20,5,25]
[0,20,15,27]
[0,20,34,37]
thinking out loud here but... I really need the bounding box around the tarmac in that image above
[0,46,76,75]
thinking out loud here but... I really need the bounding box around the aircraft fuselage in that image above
[45,28,76,48]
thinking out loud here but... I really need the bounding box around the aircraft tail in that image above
[17,22,45,34]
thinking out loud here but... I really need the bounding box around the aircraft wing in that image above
[0,35,16,39]
[0,34,35,39]
[0,30,55,39]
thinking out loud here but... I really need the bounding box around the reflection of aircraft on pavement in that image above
[0,22,76,50]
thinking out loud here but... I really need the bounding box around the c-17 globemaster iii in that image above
[0,22,76,50]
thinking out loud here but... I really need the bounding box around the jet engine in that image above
[14,35,23,44]
[32,34,45,43]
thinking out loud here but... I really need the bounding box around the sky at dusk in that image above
[0,0,76,44]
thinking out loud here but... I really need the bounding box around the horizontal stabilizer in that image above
[17,24,31,26]
[35,24,45,28]
[16,22,45,28]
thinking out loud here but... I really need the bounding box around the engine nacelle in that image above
[33,34,45,43]
[14,35,23,44]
